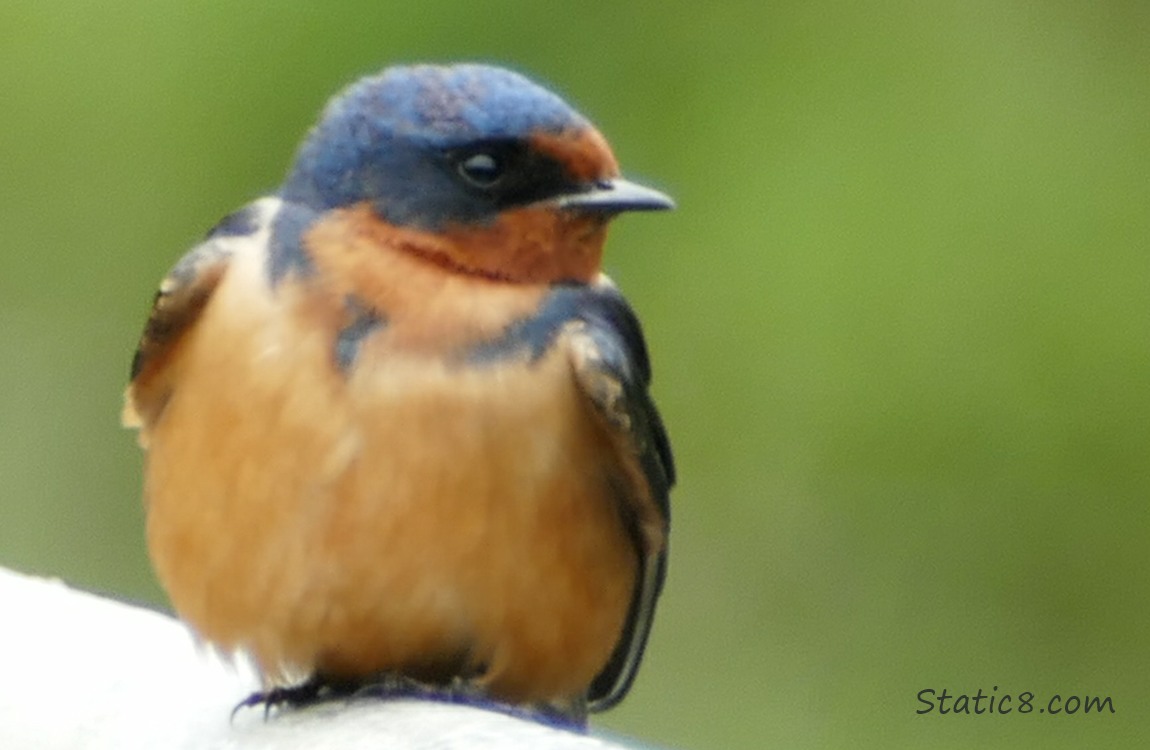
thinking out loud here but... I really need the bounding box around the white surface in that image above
[0,567,640,749]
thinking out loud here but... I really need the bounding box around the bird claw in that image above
[231,674,351,721]
[233,672,588,732]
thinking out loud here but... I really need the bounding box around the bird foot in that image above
[233,672,587,732]
[352,674,588,731]
[232,674,356,720]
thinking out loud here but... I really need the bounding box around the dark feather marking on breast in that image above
[460,284,586,366]
[334,296,387,372]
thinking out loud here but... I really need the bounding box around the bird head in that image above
[281,64,672,284]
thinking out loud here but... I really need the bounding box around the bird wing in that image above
[123,200,274,440]
[564,279,674,712]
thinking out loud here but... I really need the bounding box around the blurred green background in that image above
[2,1,1147,748]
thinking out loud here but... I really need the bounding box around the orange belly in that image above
[142,260,636,704]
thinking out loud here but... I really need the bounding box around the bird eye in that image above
[457,152,504,188]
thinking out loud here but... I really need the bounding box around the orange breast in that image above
[142,237,637,704]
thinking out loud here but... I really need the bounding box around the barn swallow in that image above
[123,63,674,727]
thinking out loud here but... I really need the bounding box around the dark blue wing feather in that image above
[456,280,673,710]
[571,284,673,711]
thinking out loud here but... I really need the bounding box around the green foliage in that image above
[1,1,1147,747]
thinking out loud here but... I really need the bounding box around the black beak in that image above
[553,177,675,214]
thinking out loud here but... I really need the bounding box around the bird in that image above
[122,63,674,727]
